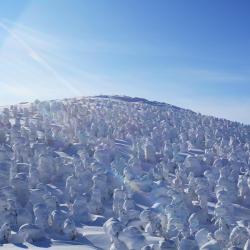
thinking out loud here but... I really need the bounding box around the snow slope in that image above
[0,95,250,249]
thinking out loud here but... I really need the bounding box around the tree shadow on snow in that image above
[13,243,28,249]
[55,237,102,250]
[29,238,52,248]
[75,215,107,228]
[53,234,103,250]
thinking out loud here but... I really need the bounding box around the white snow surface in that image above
[0,95,249,249]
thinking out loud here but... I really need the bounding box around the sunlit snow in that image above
[0,95,250,249]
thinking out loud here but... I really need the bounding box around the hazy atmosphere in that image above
[0,0,249,124]
[1,2,250,249]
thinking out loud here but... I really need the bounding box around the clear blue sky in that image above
[0,0,249,123]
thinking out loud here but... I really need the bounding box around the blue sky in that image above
[0,0,249,124]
